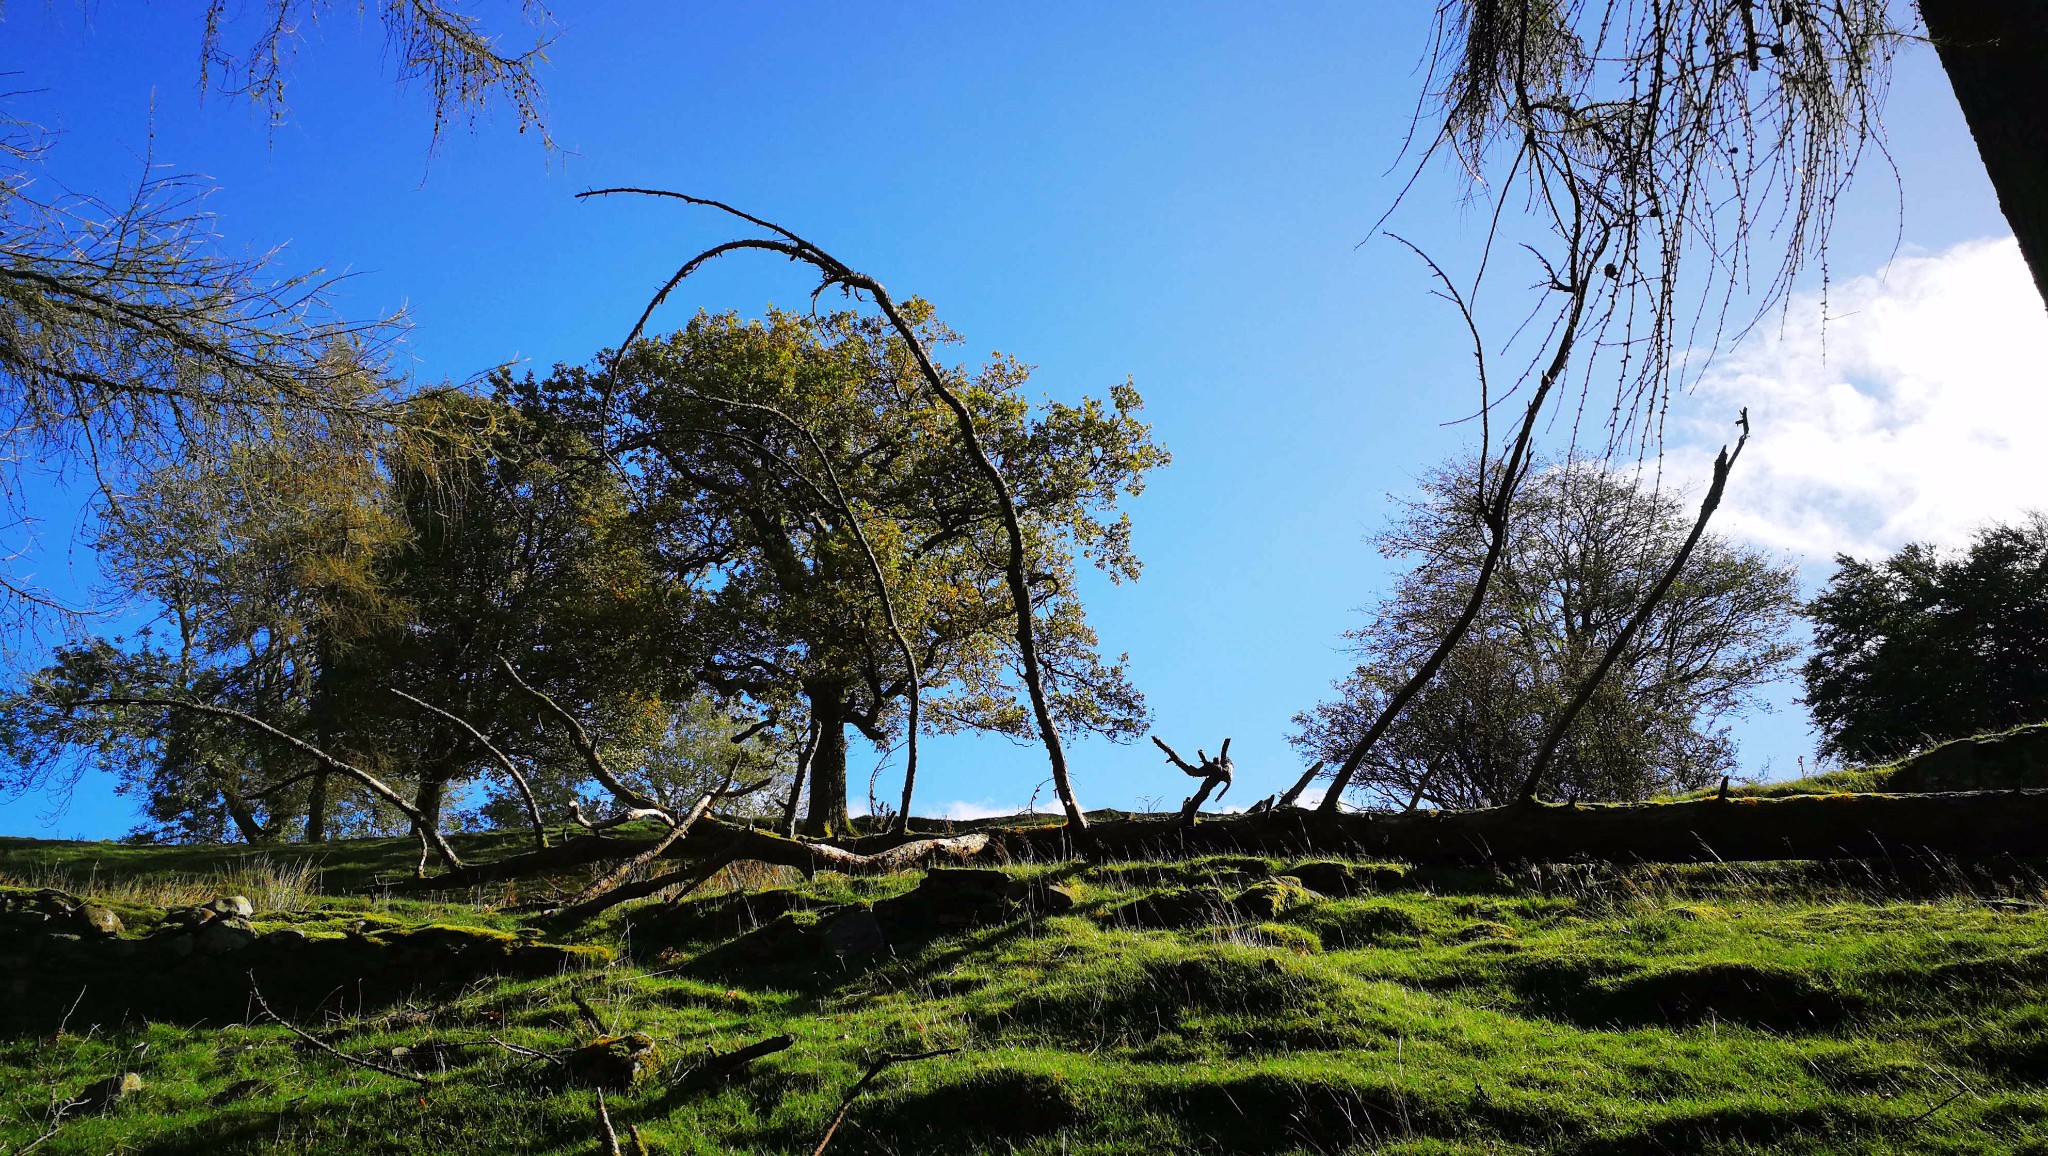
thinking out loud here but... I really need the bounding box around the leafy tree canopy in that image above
[514,304,1168,834]
[1295,457,1799,809]
[1804,513,2048,764]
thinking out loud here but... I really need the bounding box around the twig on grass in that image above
[247,972,434,1086]
[595,1090,623,1156]
[12,1095,81,1156]
[677,1033,797,1091]
[570,991,608,1036]
[811,1047,961,1156]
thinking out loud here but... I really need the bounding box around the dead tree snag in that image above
[1152,735,1233,824]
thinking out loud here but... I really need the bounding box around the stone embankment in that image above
[0,886,608,1023]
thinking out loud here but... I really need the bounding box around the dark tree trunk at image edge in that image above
[804,683,852,837]
[1920,0,2048,308]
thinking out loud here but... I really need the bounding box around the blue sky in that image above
[0,2,2033,836]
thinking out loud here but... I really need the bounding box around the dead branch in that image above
[811,1048,961,1156]
[389,687,548,850]
[1319,224,1605,813]
[497,656,668,817]
[557,764,769,914]
[12,1094,79,1156]
[1152,735,1233,825]
[544,822,991,925]
[248,972,434,1086]
[574,188,1089,833]
[1517,411,1750,803]
[677,1033,797,1091]
[547,854,734,926]
[595,1090,622,1156]
[1277,761,1325,809]
[781,720,820,838]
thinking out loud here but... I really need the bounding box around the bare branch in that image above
[248,972,434,1086]
[389,687,547,850]
[1517,411,1752,802]
[574,190,1089,832]
[812,1048,962,1156]
[496,655,667,817]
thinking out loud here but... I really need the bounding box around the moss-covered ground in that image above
[4,838,2048,1154]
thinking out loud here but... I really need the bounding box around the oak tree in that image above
[521,306,1166,835]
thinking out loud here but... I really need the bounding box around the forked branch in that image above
[575,187,1089,833]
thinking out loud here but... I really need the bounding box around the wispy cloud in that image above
[1677,236,2048,567]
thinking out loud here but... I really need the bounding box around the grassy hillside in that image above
[1677,722,2048,800]
[4,839,2048,1154]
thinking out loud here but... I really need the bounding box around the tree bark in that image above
[1919,0,2048,309]
[304,769,330,844]
[804,683,851,838]
[415,777,449,837]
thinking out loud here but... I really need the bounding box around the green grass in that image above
[5,842,2048,1153]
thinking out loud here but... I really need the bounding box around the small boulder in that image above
[1283,861,1408,897]
[78,1071,144,1111]
[875,869,1026,932]
[257,927,311,950]
[194,919,257,956]
[820,909,888,958]
[208,895,256,919]
[1025,879,1081,915]
[209,1078,266,1107]
[33,888,81,914]
[1231,878,1317,920]
[75,904,124,937]
[1109,886,1231,929]
[920,867,1026,901]
[566,1032,659,1090]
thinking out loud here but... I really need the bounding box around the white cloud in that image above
[1681,236,2048,565]
[937,799,1016,820]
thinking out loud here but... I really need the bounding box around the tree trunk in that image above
[415,777,448,837]
[221,784,271,845]
[304,769,330,844]
[1919,0,2048,308]
[306,630,337,843]
[803,683,851,837]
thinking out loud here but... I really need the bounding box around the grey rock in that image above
[208,895,256,919]
[146,931,195,964]
[257,927,310,949]
[1027,880,1081,914]
[920,867,1026,900]
[33,888,81,913]
[194,919,257,956]
[76,904,124,936]
[209,1078,266,1106]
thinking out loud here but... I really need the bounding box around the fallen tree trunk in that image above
[400,789,2048,895]
[395,817,988,894]
[986,789,2048,866]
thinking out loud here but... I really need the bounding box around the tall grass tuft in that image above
[0,854,322,910]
